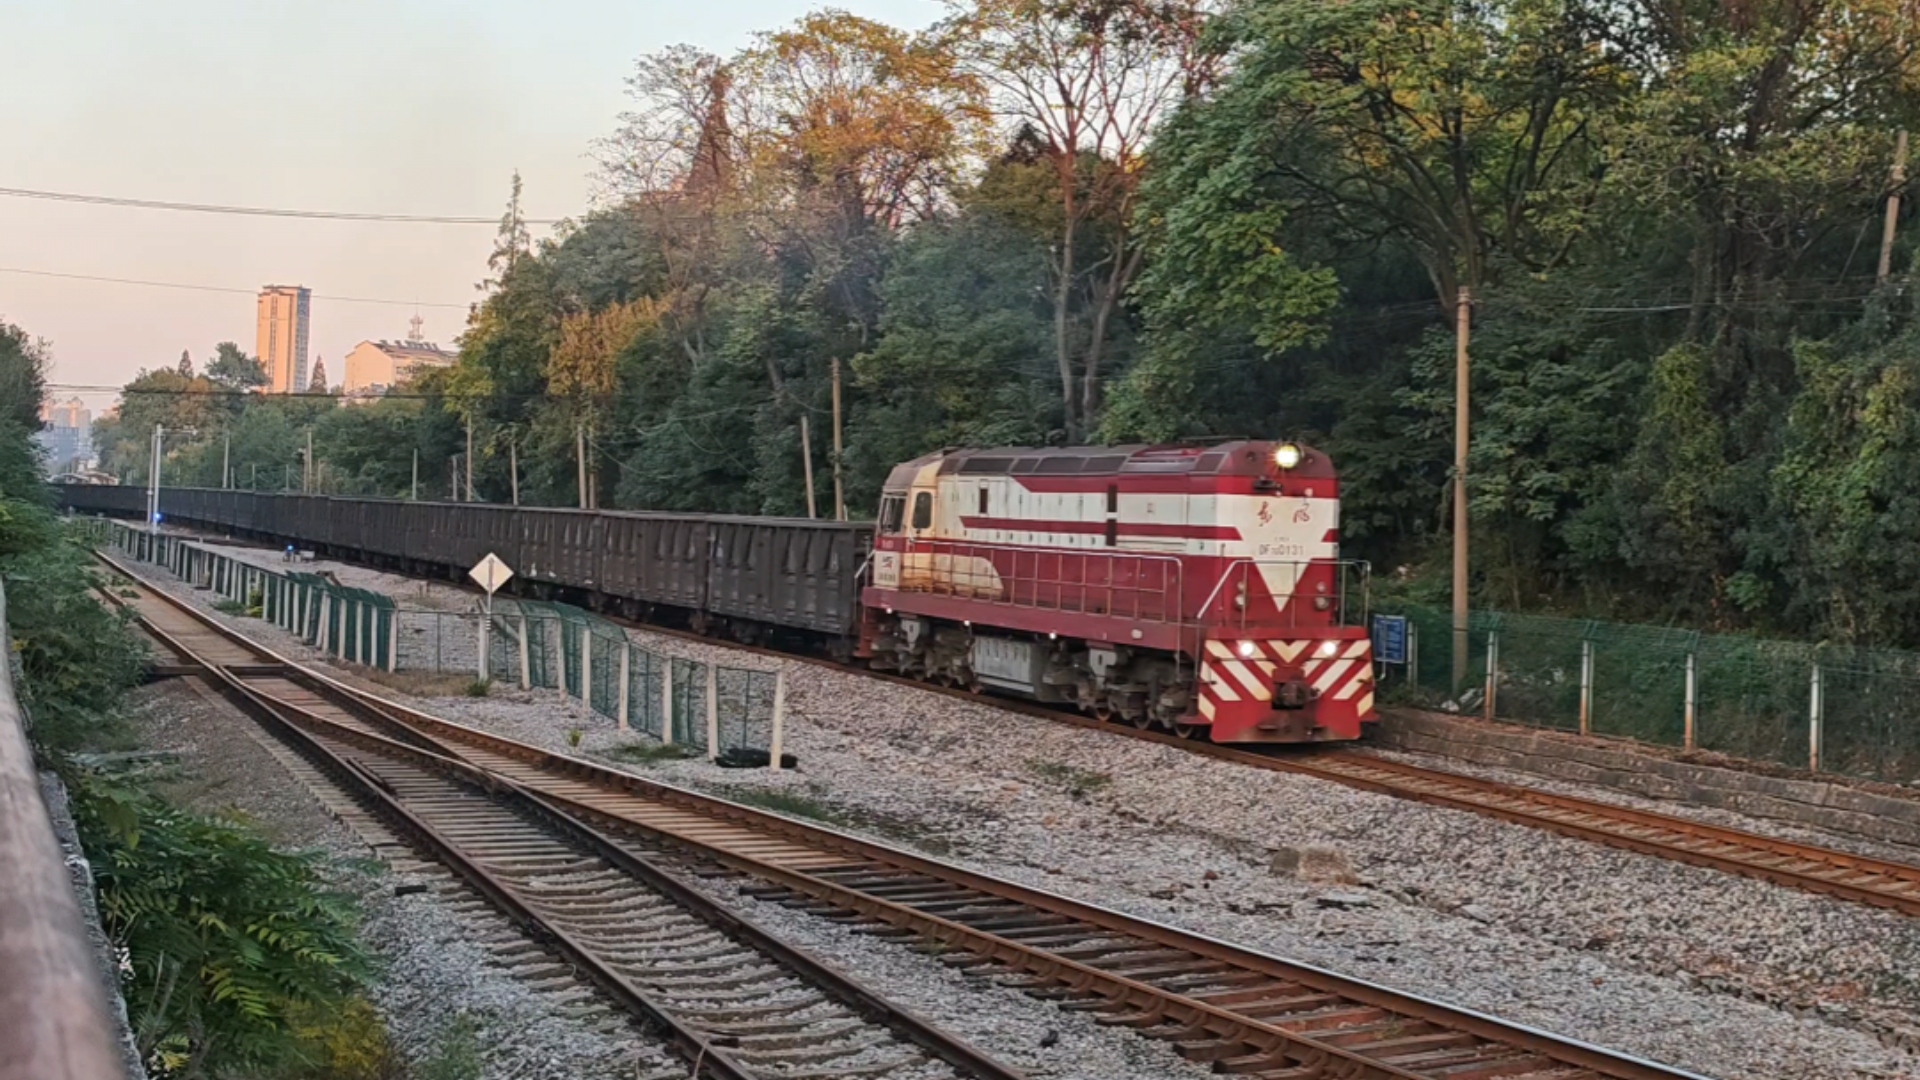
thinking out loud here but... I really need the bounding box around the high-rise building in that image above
[255,285,312,393]
[34,397,93,475]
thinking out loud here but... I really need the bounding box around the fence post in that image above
[581,625,593,709]
[705,664,719,761]
[361,605,372,665]
[517,616,531,690]
[769,670,787,772]
[1578,639,1593,736]
[1683,652,1697,751]
[617,645,631,731]
[1406,622,1418,688]
[660,662,675,745]
[551,618,564,699]
[477,609,491,684]
[1483,631,1498,721]
[1809,663,1823,772]
[387,609,399,673]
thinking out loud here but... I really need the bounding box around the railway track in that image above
[102,554,1022,1080]
[100,550,1703,1080]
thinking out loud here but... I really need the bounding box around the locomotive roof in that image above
[882,440,1332,491]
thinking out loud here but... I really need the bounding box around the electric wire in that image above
[0,267,471,309]
[0,185,563,226]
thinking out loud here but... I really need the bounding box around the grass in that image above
[350,667,479,699]
[1027,759,1113,799]
[729,786,848,825]
[212,599,250,616]
[463,679,492,698]
[412,1012,483,1080]
[565,727,583,748]
[602,740,698,765]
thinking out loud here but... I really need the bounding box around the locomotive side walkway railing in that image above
[0,577,126,1080]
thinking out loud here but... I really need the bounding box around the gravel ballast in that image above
[125,536,1920,1080]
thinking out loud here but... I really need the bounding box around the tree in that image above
[204,343,266,391]
[307,357,328,395]
[177,349,193,377]
[949,0,1218,437]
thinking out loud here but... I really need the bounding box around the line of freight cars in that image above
[58,486,870,648]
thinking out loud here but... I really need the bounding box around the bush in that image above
[72,775,376,1079]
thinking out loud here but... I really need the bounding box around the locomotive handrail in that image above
[1192,557,1371,631]
[0,578,127,1080]
[900,537,1186,624]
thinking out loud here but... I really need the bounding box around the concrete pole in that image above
[799,414,818,520]
[831,357,845,521]
[1878,131,1909,283]
[1451,286,1471,690]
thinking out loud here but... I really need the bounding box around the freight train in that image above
[57,439,1375,743]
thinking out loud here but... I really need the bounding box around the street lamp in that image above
[147,424,199,534]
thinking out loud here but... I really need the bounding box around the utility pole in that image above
[410,449,419,501]
[222,432,230,490]
[831,357,845,521]
[147,424,162,533]
[510,438,519,506]
[798,414,818,520]
[576,423,588,510]
[303,428,314,492]
[1879,130,1910,283]
[464,417,474,502]
[1452,285,1472,691]
[250,463,258,490]
[450,456,458,501]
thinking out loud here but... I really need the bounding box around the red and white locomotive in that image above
[859,440,1375,743]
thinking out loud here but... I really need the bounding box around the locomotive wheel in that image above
[1129,711,1153,730]
[1172,721,1203,740]
[1091,700,1113,721]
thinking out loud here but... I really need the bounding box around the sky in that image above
[2,0,939,414]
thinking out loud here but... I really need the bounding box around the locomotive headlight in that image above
[1273,443,1303,470]
[1237,640,1257,659]
[1317,640,1340,657]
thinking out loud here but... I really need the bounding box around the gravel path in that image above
[125,535,1920,1080]
[121,678,670,1080]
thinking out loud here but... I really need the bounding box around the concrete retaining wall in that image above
[1376,708,1920,852]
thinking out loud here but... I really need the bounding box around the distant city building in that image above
[256,285,312,393]
[342,317,457,397]
[34,396,92,475]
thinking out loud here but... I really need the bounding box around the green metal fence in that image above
[1377,603,1920,783]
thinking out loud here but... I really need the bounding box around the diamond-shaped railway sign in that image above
[468,552,514,596]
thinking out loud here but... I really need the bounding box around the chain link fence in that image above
[1374,603,1920,784]
[97,520,785,763]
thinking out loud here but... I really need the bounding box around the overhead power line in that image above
[0,266,470,309]
[0,185,563,226]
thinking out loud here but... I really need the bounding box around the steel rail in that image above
[102,561,1024,1080]
[100,550,1703,1080]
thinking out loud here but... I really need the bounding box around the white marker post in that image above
[468,553,515,685]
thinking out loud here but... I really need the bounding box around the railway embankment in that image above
[1376,708,1920,850]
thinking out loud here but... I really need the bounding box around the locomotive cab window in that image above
[978,487,989,514]
[879,495,905,533]
[910,492,933,531]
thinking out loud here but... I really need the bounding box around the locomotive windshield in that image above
[879,495,905,533]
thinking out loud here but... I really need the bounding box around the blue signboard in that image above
[1372,614,1408,665]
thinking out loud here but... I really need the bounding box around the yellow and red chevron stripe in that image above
[1195,638,1376,734]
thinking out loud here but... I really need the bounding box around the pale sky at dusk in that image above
[2,0,937,413]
